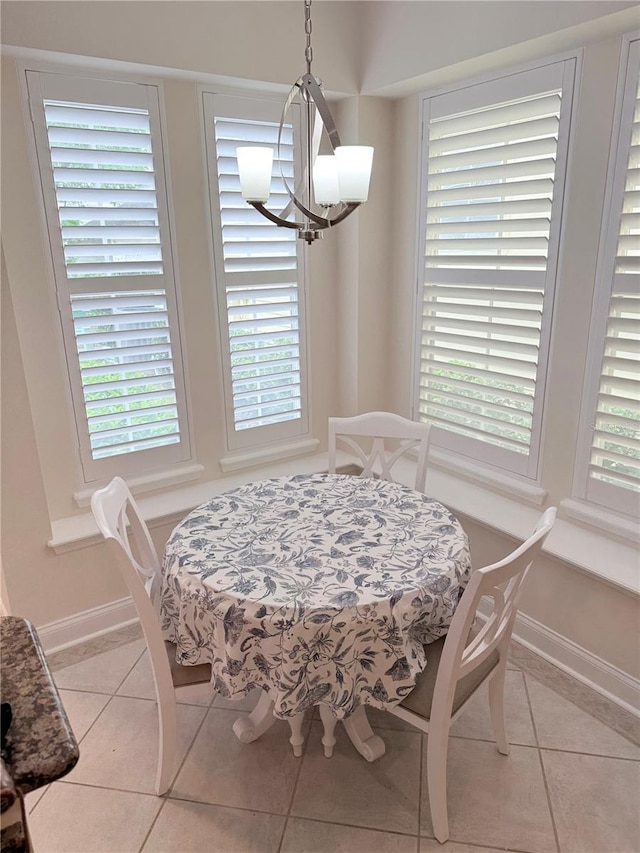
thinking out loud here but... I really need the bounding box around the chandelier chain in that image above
[304,0,313,74]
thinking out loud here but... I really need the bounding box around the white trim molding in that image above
[38,591,640,719]
[478,598,640,718]
[38,597,138,654]
[220,437,320,473]
[561,497,639,545]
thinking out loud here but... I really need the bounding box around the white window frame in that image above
[202,90,310,454]
[25,69,193,486]
[572,34,640,520]
[412,57,577,481]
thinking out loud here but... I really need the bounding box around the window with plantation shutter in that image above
[204,93,309,451]
[26,71,191,483]
[574,39,640,517]
[414,61,576,478]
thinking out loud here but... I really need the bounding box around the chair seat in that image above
[164,642,212,688]
[400,635,500,721]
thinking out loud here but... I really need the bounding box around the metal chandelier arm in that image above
[249,201,360,232]
[274,75,347,229]
[300,74,342,151]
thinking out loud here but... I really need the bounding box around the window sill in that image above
[48,449,342,555]
[428,447,547,506]
[73,463,205,508]
[431,469,638,597]
[384,456,639,597]
[219,437,320,473]
[561,497,639,545]
[48,450,638,597]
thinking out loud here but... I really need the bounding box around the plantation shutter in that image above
[580,41,640,515]
[26,72,191,482]
[416,61,575,477]
[204,94,308,451]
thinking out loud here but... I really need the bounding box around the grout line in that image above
[42,636,635,853]
[166,699,215,795]
[276,712,317,853]
[113,644,148,694]
[266,811,421,842]
[534,744,640,762]
[522,672,561,853]
[417,731,424,838]
[137,795,168,853]
[166,790,291,820]
[56,778,165,798]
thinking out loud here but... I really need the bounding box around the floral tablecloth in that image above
[161,473,471,719]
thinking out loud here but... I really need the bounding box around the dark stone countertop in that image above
[0,617,79,794]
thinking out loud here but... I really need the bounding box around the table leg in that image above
[342,705,386,762]
[318,705,338,758]
[232,689,277,743]
[287,713,305,757]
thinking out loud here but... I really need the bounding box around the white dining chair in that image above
[386,507,556,843]
[91,476,214,795]
[328,411,431,492]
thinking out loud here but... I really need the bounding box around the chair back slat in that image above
[430,507,556,716]
[328,411,431,492]
[91,477,171,694]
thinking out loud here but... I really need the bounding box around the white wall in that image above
[360,1,639,95]
[0,1,363,94]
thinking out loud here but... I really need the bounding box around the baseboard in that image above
[478,598,640,717]
[37,596,138,654]
[38,595,639,717]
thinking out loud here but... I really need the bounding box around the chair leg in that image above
[318,704,338,758]
[155,697,178,796]
[488,662,510,756]
[287,713,305,757]
[426,730,450,844]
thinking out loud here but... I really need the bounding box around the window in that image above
[203,93,309,452]
[574,38,640,518]
[26,72,191,485]
[414,60,576,478]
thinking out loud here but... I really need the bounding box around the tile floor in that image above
[25,627,640,853]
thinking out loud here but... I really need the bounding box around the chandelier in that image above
[236,0,374,244]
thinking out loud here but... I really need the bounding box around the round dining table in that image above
[161,473,472,759]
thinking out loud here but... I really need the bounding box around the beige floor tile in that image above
[421,739,555,852]
[27,781,161,853]
[542,749,640,853]
[364,704,422,733]
[65,695,206,794]
[291,721,421,835]
[419,841,515,853]
[58,689,110,741]
[281,817,418,852]
[526,677,640,759]
[25,785,48,813]
[171,707,305,813]
[143,799,285,852]
[450,670,536,746]
[117,651,214,707]
[53,640,146,694]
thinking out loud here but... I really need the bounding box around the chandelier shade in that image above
[235,0,374,244]
[235,147,274,203]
